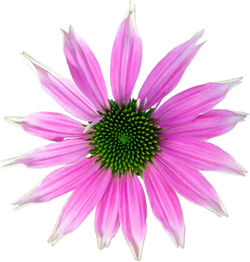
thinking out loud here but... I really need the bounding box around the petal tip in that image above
[194,29,205,39]
[4,116,24,127]
[1,160,19,168]
[68,25,75,34]
[48,232,62,245]
[234,111,249,119]
[48,224,62,245]
[128,240,144,261]
[12,202,32,211]
[179,241,185,249]
[12,205,23,211]
[215,199,228,217]
[21,52,50,74]
[170,232,185,249]
[198,40,207,48]
[97,237,104,250]
[11,193,34,207]
[218,204,228,217]
[206,200,228,217]
[236,163,248,176]
[178,230,185,248]
[60,28,67,36]
[128,0,136,14]
[221,77,243,89]
[97,236,111,250]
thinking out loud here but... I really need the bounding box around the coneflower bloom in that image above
[4,10,246,260]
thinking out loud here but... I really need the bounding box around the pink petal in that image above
[155,78,242,127]
[5,112,85,142]
[163,109,247,140]
[63,27,109,110]
[138,31,204,110]
[83,114,104,133]
[155,154,227,216]
[49,170,111,243]
[4,139,90,168]
[144,165,185,247]
[13,158,97,206]
[119,174,147,260]
[23,52,98,121]
[95,175,120,249]
[161,138,246,175]
[110,10,142,106]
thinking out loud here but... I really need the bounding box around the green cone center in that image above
[87,99,161,177]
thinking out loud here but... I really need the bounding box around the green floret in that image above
[87,99,161,178]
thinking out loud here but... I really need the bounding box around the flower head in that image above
[4,8,246,260]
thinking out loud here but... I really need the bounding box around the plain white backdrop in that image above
[0,0,250,261]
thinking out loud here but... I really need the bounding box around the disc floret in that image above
[87,99,161,177]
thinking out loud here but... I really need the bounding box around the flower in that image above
[4,9,246,260]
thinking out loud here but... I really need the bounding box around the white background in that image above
[0,0,250,261]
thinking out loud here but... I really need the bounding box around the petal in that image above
[23,52,98,121]
[5,112,85,142]
[13,157,97,206]
[144,165,185,247]
[49,169,111,244]
[163,109,247,140]
[95,175,120,249]
[83,114,104,134]
[119,174,147,260]
[138,31,204,110]
[110,10,142,106]
[63,26,109,110]
[155,153,227,216]
[160,138,246,175]
[155,78,242,127]
[4,139,90,168]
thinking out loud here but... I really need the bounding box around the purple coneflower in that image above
[4,9,246,260]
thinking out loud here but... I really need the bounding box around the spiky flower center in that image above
[87,99,161,177]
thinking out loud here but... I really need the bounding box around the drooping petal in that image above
[63,26,109,110]
[13,157,97,206]
[163,109,247,140]
[4,139,90,168]
[144,165,185,247]
[48,169,111,244]
[119,174,147,260]
[138,31,204,110]
[161,138,246,175]
[23,52,98,121]
[5,112,85,142]
[155,154,227,216]
[155,78,242,127]
[95,175,120,249]
[110,10,142,106]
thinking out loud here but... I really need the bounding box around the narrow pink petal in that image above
[5,112,85,141]
[23,52,98,121]
[155,78,242,127]
[5,139,90,168]
[138,31,204,110]
[95,175,120,249]
[155,154,227,216]
[49,170,111,243]
[161,138,246,175]
[13,158,97,206]
[163,109,247,140]
[144,165,185,247]
[83,114,104,133]
[110,11,142,106]
[119,174,147,260]
[63,27,109,110]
